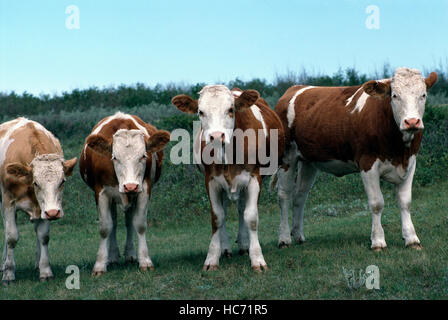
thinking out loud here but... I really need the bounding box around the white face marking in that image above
[390,68,427,132]
[287,86,315,127]
[31,154,66,219]
[112,129,147,193]
[93,112,149,137]
[198,85,235,144]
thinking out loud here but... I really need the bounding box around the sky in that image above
[0,0,447,95]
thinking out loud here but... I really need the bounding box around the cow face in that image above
[172,86,260,144]
[6,154,77,220]
[87,128,170,193]
[364,68,438,142]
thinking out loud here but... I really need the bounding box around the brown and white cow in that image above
[80,112,170,276]
[273,67,438,251]
[172,85,285,271]
[0,118,77,283]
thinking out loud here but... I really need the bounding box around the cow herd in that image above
[0,67,438,283]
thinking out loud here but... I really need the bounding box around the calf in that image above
[172,85,285,271]
[0,118,77,283]
[80,112,170,275]
[273,67,438,250]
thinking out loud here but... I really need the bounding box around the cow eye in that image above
[422,93,426,98]
[33,182,40,189]
[228,108,234,114]
[198,110,204,117]
[392,93,398,99]
[111,155,116,161]
[141,154,148,161]
[59,179,66,188]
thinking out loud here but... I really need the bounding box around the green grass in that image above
[0,165,446,299]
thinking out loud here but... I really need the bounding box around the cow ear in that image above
[146,130,171,153]
[363,80,391,98]
[6,162,32,183]
[172,94,198,114]
[425,72,438,90]
[63,157,78,177]
[235,89,259,111]
[86,134,112,157]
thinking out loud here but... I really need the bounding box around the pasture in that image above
[0,71,447,300]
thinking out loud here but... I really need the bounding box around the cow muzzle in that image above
[45,209,61,220]
[123,183,139,194]
[403,118,423,131]
[209,131,226,145]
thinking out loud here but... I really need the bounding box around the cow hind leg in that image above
[34,219,53,281]
[108,202,121,265]
[361,166,387,251]
[291,162,317,244]
[124,205,137,263]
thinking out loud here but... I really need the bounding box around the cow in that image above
[272,67,438,251]
[0,118,77,283]
[80,112,170,276]
[172,85,285,271]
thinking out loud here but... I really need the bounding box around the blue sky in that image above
[0,0,447,95]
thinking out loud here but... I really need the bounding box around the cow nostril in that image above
[210,135,214,141]
[45,209,61,219]
[124,183,138,193]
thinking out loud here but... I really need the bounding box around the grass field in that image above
[0,82,447,299]
[0,135,447,299]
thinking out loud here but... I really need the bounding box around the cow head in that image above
[86,128,170,193]
[172,85,259,144]
[5,154,78,220]
[364,68,438,143]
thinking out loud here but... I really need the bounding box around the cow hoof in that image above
[139,266,155,272]
[371,246,387,252]
[278,242,291,249]
[125,256,137,264]
[407,243,422,250]
[252,265,269,272]
[222,250,232,258]
[40,276,53,282]
[91,270,105,277]
[203,264,218,271]
[2,279,14,286]
[238,249,249,256]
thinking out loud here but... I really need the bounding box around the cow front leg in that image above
[124,206,137,263]
[291,162,317,244]
[361,165,386,251]
[92,191,113,276]
[133,188,154,271]
[1,203,18,284]
[34,219,53,281]
[245,176,267,271]
[396,158,421,249]
[108,202,120,264]
[203,180,225,271]
[237,192,249,255]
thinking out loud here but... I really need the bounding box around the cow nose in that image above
[124,183,139,193]
[45,209,61,220]
[404,118,422,130]
[209,131,225,144]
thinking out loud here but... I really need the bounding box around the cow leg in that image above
[1,202,18,284]
[34,219,53,281]
[237,192,249,255]
[277,158,299,248]
[34,222,41,270]
[133,188,153,271]
[291,162,317,243]
[396,159,421,249]
[92,191,113,276]
[108,202,120,264]
[203,180,224,271]
[124,205,137,263]
[220,193,232,258]
[361,165,387,250]
[244,176,267,271]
